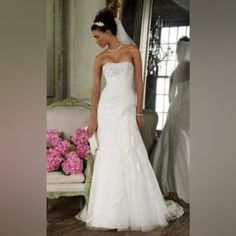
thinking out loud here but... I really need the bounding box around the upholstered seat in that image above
[46,98,94,210]
[139,109,158,156]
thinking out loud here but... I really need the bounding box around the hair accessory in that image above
[93,21,105,27]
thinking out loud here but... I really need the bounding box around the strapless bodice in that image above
[102,61,134,77]
[101,61,135,98]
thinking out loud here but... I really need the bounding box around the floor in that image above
[47,196,189,236]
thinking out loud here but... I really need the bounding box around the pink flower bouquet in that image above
[71,128,90,159]
[46,148,63,172]
[46,128,90,175]
[46,129,62,148]
[62,151,84,175]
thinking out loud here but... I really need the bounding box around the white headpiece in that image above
[93,21,105,27]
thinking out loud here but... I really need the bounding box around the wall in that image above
[67,0,106,100]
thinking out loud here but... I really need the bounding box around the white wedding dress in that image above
[150,61,190,203]
[76,61,184,232]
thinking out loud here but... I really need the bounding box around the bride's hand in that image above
[87,116,98,138]
[136,114,144,129]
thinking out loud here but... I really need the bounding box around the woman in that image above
[76,9,183,232]
[150,37,190,204]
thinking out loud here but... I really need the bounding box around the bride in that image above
[76,8,184,232]
[150,37,190,204]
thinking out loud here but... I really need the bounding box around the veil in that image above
[169,40,190,105]
[114,18,136,45]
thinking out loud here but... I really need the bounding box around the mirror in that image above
[47,0,67,105]
[143,0,190,130]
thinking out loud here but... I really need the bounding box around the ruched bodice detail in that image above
[97,62,137,128]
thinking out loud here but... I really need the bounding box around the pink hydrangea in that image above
[46,148,64,172]
[71,128,88,146]
[55,139,70,156]
[46,129,62,147]
[62,151,84,175]
[76,143,89,159]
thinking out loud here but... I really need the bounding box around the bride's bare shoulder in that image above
[123,44,137,51]
[94,51,107,65]
[125,44,140,55]
[95,51,105,59]
[95,50,109,62]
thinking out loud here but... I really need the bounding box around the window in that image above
[156,25,190,130]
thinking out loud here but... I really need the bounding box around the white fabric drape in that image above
[172,0,189,11]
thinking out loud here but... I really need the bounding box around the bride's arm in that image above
[87,55,102,137]
[131,46,144,128]
[132,46,143,113]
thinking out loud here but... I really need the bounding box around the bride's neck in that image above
[107,37,121,50]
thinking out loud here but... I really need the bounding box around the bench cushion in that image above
[47,183,85,192]
[47,171,85,184]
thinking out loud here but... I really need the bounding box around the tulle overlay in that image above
[76,62,184,232]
